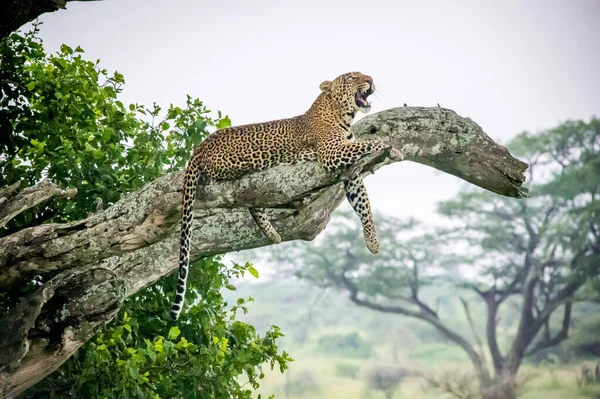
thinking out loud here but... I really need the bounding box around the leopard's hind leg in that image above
[248,148,319,244]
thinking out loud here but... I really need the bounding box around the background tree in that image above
[1,27,289,398]
[267,118,599,399]
[437,118,600,397]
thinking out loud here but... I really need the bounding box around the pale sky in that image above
[35,0,600,223]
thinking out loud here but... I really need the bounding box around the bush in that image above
[565,317,600,359]
[317,332,373,358]
[576,362,600,387]
[364,364,411,399]
[284,369,320,396]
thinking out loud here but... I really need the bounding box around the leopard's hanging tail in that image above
[170,160,201,320]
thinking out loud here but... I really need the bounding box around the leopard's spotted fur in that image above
[171,72,398,320]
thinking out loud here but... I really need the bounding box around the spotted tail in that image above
[170,162,200,320]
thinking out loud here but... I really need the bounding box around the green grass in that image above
[254,352,599,399]
[410,342,469,365]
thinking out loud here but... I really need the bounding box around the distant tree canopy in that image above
[1,26,289,399]
[316,332,373,359]
[267,118,600,399]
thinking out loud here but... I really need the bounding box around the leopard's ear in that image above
[319,80,333,92]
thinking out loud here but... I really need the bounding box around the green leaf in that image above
[224,283,236,291]
[26,81,36,91]
[60,44,73,55]
[92,149,104,159]
[248,266,259,278]
[114,72,125,83]
[128,366,138,379]
[167,326,181,340]
[101,128,113,142]
[215,115,232,130]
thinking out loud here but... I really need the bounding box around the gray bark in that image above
[0,106,528,398]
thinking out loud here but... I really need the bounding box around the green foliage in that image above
[316,332,373,359]
[0,22,229,232]
[1,25,288,399]
[564,316,600,358]
[25,258,291,399]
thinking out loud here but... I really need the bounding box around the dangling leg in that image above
[249,207,282,243]
[249,148,318,244]
[344,176,379,254]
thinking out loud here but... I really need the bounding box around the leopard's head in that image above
[319,72,375,114]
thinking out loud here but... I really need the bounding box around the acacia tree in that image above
[436,118,600,397]
[0,25,529,399]
[268,119,600,399]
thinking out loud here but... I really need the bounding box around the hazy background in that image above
[35,0,600,224]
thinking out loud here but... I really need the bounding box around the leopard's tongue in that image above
[358,96,371,106]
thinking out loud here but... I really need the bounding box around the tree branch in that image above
[0,106,526,398]
[525,302,572,357]
[483,290,504,375]
[459,297,488,368]
[337,270,492,385]
[0,0,103,41]
[0,179,77,229]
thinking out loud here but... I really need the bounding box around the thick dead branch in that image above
[0,179,77,229]
[0,106,528,398]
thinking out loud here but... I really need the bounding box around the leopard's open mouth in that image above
[355,84,374,108]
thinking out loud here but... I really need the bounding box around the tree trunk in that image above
[0,106,528,398]
[480,375,517,399]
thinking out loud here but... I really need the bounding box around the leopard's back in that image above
[192,116,310,179]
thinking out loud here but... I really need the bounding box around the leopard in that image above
[170,71,400,320]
